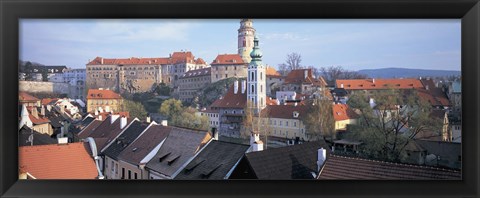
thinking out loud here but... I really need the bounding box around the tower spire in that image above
[238,19,256,63]
[247,35,266,113]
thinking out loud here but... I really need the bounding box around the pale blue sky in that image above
[20,19,461,71]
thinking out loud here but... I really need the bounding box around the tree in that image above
[122,99,148,120]
[171,107,209,131]
[241,101,272,148]
[159,98,184,120]
[346,88,442,162]
[319,66,368,86]
[278,52,303,75]
[303,93,335,142]
[153,82,172,96]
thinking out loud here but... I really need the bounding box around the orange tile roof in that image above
[19,92,40,102]
[19,142,99,179]
[284,69,326,86]
[211,54,245,65]
[87,89,122,99]
[210,83,247,109]
[266,66,281,76]
[41,98,58,106]
[417,79,450,107]
[86,51,205,66]
[336,78,424,90]
[333,104,359,121]
[26,107,50,124]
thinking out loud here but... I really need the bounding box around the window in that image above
[251,85,254,93]
[128,170,132,179]
[134,173,138,179]
[251,72,254,80]
[260,72,262,80]
[279,121,282,126]
[286,122,289,126]
[225,74,228,78]
[294,122,297,127]
[122,168,125,179]
[111,161,114,171]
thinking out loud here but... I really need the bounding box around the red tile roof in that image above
[261,105,308,120]
[211,54,245,65]
[210,83,247,109]
[319,155,460,180]
[417,79,450,107]
[284,69,326,86]
[336,78,424,90]
[87,51,205,65]
[87,89,122,99]
[266,66,281,76]
[333,104,359,121]
[41,98,58,106]
[26,107,50,124]
[19,143,99,179]
[19,92,40,103]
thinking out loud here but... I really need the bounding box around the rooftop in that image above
[211,54,245,65]
[179,67,211,79]
[102,120,149,160]
[19,142,98,179]
[336,78,424,90]
[332,104,359,121]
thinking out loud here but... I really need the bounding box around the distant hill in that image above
[357,68,461,78]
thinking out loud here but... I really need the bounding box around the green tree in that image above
[346,88,442,162]
[171,107,209,131]
[159,98,184,120]
[153,83,172,96]
[303,97,335,142]
[122,99,148,120]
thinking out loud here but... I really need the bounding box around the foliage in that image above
[153,83,172,96]
[159,98,184,120]
[171,107,210,131]
[241,101,272,148]
[319,66,368,86]
[122,99,148,120]
[303,96,335,142]
[345,88,442,162]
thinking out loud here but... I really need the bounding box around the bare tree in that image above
[303,84,335,142]
[278,52,303,76]
[241,101,272,149]
[319,66,368,86]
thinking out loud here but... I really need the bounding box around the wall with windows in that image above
[264,117,306,140]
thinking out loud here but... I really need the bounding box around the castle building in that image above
[86,51,208,93]
[247,35,267,113]
[177,67,212,103]
[238,19,256,63]
[210,54,247,83]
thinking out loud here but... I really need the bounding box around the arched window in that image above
[251,85,254,93]
[251,72,254,81]
[260,72,262,80]
[260,85,263,92]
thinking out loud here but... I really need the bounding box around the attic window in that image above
[167,154,181,165]
[132,148,138,152]
[159,152,171,162]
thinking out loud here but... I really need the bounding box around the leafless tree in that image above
[278,52,303,76]
[319,66,368,86]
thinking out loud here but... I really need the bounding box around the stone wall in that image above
[19,81,74,96]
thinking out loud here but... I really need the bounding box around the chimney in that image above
[276,99,280,105]
[212,129,219,140]
[304,70,308,79]
[161,120,168,126]
[250,133,260,145]
[57,137,68,145]
[60,105,65,114]
[234,80,239,94]
[97,115,103,121]
[372,78,375,83]
[120,116,127,129]
[94,109,99,116]
[294,102,298,106]
[111,114,120,124]
[340,83,344,88]
[100,58,104,64]
[252,140,264,152]
[46,104,52,112]
[105,106,111,113]
[317,148,327,172]
[426,85,429,90]
[241,80,246,94]
[40,105,45,116]
[146,116,151,123]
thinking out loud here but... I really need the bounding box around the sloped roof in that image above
[19,92,39,103]
[118,124,172,165]
[333,104,359,121]
[180,67,211,79]
[244,141,330,179]
[284,69,326,86]
[18,126,57,146]
[336,78,424,90]
[414,139,461,165]
[87,89,122,99]
[416,88,450,107]
[210,83,247,109]
[261,105,308,120]
[211,54,245,65]
[175,140,249,180]
[87,56,169,65]
[41,98,58,106]
[145,127,211,178]
[19,142,98,179]
[77,120,103,139]
[318,155,461,180]
[102,120,149,160]
[266,66,281,76]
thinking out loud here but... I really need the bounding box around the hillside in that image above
[357,68,461,78]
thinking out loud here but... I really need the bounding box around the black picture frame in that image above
[1,0,479,197]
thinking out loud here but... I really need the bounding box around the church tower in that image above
[238,19,256,63]
[247,35,266,113]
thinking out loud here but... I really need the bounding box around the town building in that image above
[19,65,67,82]
[260,104,309,141]
[265,66,283,97]
[19,92,41,107]
[282,69,327,95]
[174,140,249,179]
[332,104,359,132]
[19,142,102,179]
[177,67,211,103]
[210,54,247,83]
[145,128,212,179]
[86,51,207,93]
[18,125,57,146]
[86,89,123,113]
[448,80,461,112]
[19,104,54,136]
